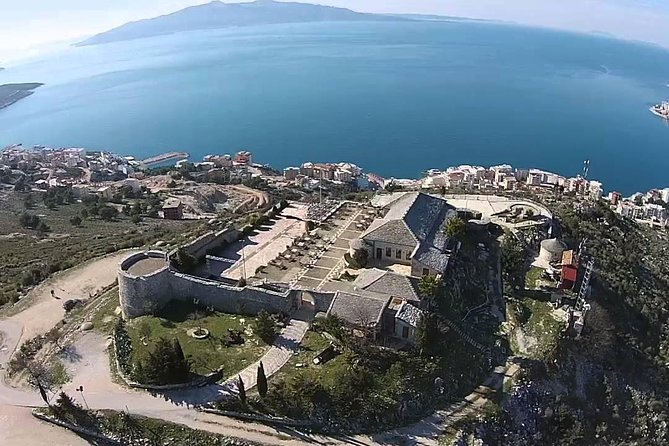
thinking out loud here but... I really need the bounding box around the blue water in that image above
[1,21,669,194]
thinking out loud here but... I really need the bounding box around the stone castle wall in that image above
[119,250,300,319]
[118,251,172,318]
[169,272,299,315]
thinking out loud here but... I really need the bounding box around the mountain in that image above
[77,0,405,47]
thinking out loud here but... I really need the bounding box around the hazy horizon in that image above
[2,0,669,63]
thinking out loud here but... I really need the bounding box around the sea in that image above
[1,20,669,194]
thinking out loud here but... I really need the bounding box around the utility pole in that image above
[76,385,89,410]
[583,160,590,179]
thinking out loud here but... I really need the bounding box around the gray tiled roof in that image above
[414,207,459,273]
[328,290,390,328]
[361,219,417,247]
[362,192,458,273]
[396,301,423,328]
[353,268,421,302]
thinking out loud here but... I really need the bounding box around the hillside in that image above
[446,198,669,445]
[77,0,404,47]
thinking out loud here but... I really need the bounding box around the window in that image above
[406,251,411,260]
[386,247,391,257]
[396,249,402,259]
[422,268,430,276]
[402,326,409,338]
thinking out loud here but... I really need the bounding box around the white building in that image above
[334,169,352,183]
[589,181,604,201]
[660,188,669,204]
[283,167,300,181]
[359,192,459,277]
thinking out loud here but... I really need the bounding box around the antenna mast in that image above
[583,160,590,179]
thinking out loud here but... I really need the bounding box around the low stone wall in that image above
[178,227,242,261]
[32,411,123,446]
[200,408,312,428]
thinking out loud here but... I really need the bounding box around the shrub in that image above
[113,318,133,377]
[445,216,466,239]
[19,212,40,229]
[254,310,277,344]
[135,337,191,385]
[99,206,118,221]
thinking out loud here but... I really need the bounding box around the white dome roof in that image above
[541,238,567,253]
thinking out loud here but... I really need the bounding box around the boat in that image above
[650,102,669,120]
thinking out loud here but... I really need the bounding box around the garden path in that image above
[222,306,315,392]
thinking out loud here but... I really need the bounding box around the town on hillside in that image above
[1,143,668,445]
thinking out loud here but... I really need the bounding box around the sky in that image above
[2,0,669,63]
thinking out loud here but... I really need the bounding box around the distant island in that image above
[77,0,406,47]
[0,83,43,110]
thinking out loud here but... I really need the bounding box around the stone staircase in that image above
[223,307,314,392]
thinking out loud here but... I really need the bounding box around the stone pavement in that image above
[224,306,315,392]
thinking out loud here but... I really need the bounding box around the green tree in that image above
[172,338,186,363]
[80,208,89,219]
[445,216,466,239]
[415,313,440,356]
[55,391,79,414]
[19,212,40,229]
[99,206,118,221]
[130,214,142,224]
[140,337,191,385]
[44,197,57,210]
[501,234,526,291]
[70,216,82,226]
[36,221,51,233]
[254,310,277,344]
[131,202,143,216]
[173,248,196,272]
[237,375,246,405]
[23,193,34,209]
[257,361,268,398]
[419,275,442,311]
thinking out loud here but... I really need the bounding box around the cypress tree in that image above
[237,375,246,405]
[257,361,268,398]
[172,338,185,362]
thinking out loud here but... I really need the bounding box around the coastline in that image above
[0,83,43,111]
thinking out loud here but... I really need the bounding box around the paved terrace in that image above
[291,203,367,291]
[442,194,552,220]
[213,206,308,281]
